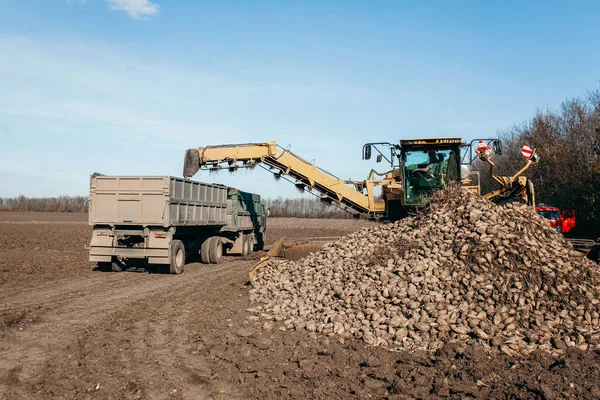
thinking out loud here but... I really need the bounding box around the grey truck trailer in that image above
[88,176,267,274]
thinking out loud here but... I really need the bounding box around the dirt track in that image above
[1,212,600,399]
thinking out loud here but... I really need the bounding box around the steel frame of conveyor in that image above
[196,142,384,216]
[260,155,371,214]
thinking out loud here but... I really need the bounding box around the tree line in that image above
[0,195,352,218]
[263,197,352,219]
[0,195,88,212]
[483,87,600,236]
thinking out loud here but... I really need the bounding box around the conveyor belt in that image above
[184,142,385,217]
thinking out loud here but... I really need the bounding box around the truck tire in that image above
[96,262,111,272]
[111,260,123,272]
[100,257,121,272]
[169,240,186,274]
[256,231,265,251]
[200,238,211,264]
[240,234,248,256]
[246,233,254,254]
[209,237,223,264]
[242,233,250,255]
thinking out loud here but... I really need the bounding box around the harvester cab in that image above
[398,138,462,207]
[362,137,539,218]
[362,138,476,219]
[362,138,463,209]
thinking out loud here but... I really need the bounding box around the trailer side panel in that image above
[89,176,228,227]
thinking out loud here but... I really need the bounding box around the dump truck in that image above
[88,175,266,274]
[183,138,539,222]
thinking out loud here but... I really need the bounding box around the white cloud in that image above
[107,0,159,20]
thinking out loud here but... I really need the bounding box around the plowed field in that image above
[1,212,599,399]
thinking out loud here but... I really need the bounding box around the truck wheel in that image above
[256,231,265,251]
[209,237,223,264]
[96,262,111,272]
[102,257,122,272]
[242,234,250,255]
[111,260,123,272]
[240,234,248,256]
[200,238,211,264]
[169,240,186,274]
[246,233,254,254]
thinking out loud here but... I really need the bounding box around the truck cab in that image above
[535,205,576,234]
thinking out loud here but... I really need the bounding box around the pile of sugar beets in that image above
[250,186,600,356]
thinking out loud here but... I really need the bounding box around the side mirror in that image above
[493,140,502,156]
[362,144,372,160]
[376,154,383,163]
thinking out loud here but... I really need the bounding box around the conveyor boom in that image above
[184,142,385,216]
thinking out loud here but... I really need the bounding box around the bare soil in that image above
[0,211,88,222]
[1,212,599,399]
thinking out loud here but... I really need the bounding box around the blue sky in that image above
[1,0,599,198]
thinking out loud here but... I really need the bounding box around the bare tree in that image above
[0,196,89,212]
[488,88,600,236]
[264,197,352,218]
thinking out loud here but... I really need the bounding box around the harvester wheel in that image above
[209,237,223,264]
[200,238,211,264]
[169,240,186,274]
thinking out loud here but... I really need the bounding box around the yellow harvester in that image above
[183,138,539,221]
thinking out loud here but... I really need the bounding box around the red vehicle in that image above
[535,205,576,234]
